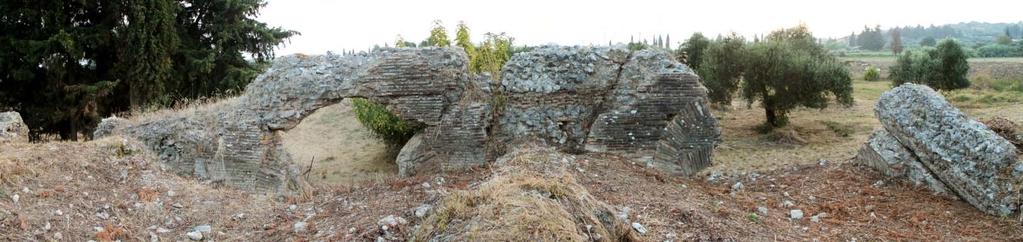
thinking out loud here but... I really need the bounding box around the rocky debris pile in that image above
[0,111,29,143]
[982,117,1023,149]
[412,148,639,241]
[93,116,129,138]
[108,46,720,193]
[857,84,1022,216]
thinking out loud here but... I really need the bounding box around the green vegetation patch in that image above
[351,98,423,145]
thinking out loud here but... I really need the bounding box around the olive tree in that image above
[698,33,746,106]
[741,25,854,128]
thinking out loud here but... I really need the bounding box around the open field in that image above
[707,77,1023,176]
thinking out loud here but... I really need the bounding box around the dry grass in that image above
[0,138,280,241]
[412,148,639,241]
[120,96,242,127]
[281,100,397,186]
[708,77,1023,176]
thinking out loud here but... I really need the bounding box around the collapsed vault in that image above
[103,46,720,193]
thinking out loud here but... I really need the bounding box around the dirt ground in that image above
[3,60,1023,241]
[282,100,397,185]
[5,138,1020,241]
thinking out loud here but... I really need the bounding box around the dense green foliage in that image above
[694,25,853,128]
[974,44,1021,57]
[698,34,746,105]
[426,20,451,47]
[850,22,1023,49]
[855,26,886,51]
[864,67,881,81]
[679,33,711,70]
[0,0,295,140]
[351,98,422,145]
[920,37,937,47]
[473,33,514,77]
[455,22,477,70]
[890,39,970,91]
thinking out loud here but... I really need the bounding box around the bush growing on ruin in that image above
[890,39,970,91]
[741,25,854,128]
[351,98,422,145]
[698,33,746,106]
[426,20,451,47]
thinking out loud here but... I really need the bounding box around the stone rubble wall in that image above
[109,46,721,193]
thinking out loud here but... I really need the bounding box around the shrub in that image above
[351,98,423,145]
[863,66,881,81]
[890,39,970,91]
[975,44,1020,58]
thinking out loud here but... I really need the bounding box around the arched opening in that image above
[281,99,398,185]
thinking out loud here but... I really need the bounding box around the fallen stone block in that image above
[856,129,949,195]
[876,83,1022,216]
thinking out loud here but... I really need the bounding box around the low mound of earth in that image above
[2,139,1020,241]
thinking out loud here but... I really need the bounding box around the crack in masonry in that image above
[578,50,634,151]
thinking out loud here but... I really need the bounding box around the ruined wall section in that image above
[115,46,722,193]
[123,48,474,193]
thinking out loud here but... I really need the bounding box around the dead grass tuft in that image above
[413,148,639,241]
[94,223,129,242]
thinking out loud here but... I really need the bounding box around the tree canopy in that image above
[741,25,854,127]
[0,0,296,140]
[891,39,970,91]
[679,33,710,70]
[698,33,746,106]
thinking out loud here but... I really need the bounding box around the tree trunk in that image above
[765,106,778,127]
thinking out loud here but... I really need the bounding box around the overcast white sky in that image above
[258,0,1022,55]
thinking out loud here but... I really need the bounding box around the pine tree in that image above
[0,0,295,140]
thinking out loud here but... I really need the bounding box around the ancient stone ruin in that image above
[100,46,720,193]
[857,84,1023,216]
[0,111,29,143]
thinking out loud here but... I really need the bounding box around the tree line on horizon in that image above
[844,22,1023,57]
